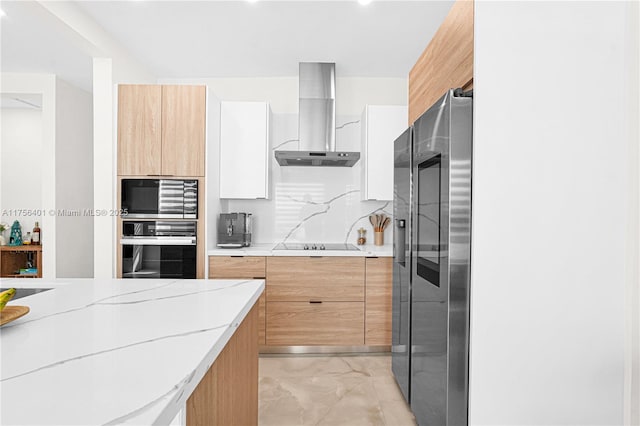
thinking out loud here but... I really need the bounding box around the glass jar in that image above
[357,228,367,245]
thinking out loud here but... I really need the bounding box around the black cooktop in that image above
[273,243,360,251]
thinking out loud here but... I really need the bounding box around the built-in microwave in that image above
[121,179,198,219]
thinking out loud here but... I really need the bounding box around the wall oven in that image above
[120,221,197,279]
[121,179,198,219]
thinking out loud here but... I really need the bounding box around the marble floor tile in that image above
[259,355,416,426]
[260,356,364,379]
[371,376,406,403]
[379,400,417,426]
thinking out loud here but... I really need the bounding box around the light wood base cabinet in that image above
[266,257,364,302]
[365,257,393,345]
[266,301,364,346]
[209,256,266,279]
[186,301,258,426]
[208,256,266,345]
[208,255,392,349]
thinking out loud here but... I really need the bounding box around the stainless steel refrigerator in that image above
[392,89,473,426]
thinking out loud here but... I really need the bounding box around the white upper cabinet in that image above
[361,105,408,201]
[219,101,271,199]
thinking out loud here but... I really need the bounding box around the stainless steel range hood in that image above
[275,63,360,167]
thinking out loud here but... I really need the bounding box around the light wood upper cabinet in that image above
[162,85,206,177]
[219,102,270,199]
[117,84,206,177]
[365,257,393,345]
[117,85,162,176]
[408,0,473,123]
[361,105,408,201]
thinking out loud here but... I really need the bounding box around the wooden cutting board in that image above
[0,306,30,326]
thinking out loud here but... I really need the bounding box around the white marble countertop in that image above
[0,277,264,425]
[208,243,392,257]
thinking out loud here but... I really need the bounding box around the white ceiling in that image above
[0,1,453,91]
[0,1,95,91]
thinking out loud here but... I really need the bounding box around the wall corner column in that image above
[92,58,115,278]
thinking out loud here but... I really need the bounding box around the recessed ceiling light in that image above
[247,0,259,3]
[0,9,6,17]
[358,0,372,5]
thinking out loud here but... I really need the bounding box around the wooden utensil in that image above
[369,214,385,232]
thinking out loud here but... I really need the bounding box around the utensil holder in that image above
[374,231,384,246]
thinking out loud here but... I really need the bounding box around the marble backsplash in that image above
[225,112,393,245]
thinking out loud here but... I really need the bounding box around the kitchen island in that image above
[0,278,263,425]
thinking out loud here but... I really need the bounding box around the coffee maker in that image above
[217,213,252,248]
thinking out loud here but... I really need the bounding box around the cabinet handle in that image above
[309,300,322,304]
[309,256,323,259]
[230,255,244,258]
[253,277,266,279]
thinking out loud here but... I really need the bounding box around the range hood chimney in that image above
[275,62,360,167]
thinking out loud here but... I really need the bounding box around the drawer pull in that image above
[253,277,266,279]
[309,300,322,304]
[230,255,244,258]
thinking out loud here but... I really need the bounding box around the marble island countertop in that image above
[208,243,393,257]
[0,278,264,425]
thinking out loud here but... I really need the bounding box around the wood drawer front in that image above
[266,302,364,346]
[209,256,266,279]
[266,257,364,302]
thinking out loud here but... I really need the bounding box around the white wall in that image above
[205,89,225,253]
[158,77,407,115]
[1,73,57,278]
[32,0,157,278]
[625,1,640,424]
[470,2,631,425]
[92,58,115,279]
[37,1,156,85]
[0,108,43,235]
[93,56,156,279]
[55,78,93,278]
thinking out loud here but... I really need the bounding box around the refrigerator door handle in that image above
[395,219,406,265]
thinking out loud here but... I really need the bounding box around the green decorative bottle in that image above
[8,221,22,246]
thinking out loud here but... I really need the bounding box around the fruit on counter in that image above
[0,288,17,311]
